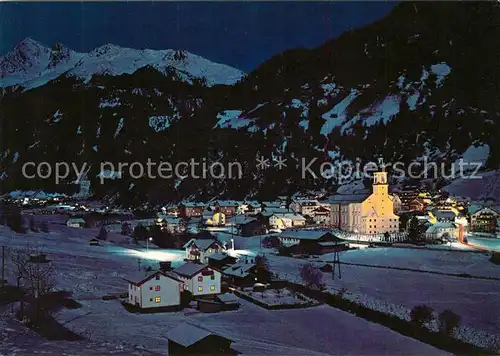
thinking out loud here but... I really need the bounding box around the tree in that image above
[254,255,271,283]
[29,216,38,232]
[4,206,25,233]
[133,224,148,241]
[299,263,324,290]
[410,305,434,328]
[97,225,108,241]
[10,245,56,324]
[383,231,390,242]
[407,217,420,242]
[121,222,132,236]
[438,309,461,335]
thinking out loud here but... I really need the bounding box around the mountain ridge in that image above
[1,2,499,205]
[0,37,246,90]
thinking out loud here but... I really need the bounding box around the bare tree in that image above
[10,244,56,323]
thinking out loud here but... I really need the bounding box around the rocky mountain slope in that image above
[1,2,499,205]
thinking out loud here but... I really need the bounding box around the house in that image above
[431,210,457,222]
[278,230,349,254]
[204,211,226,226]
[389,194,403,213]
[290,199,320,216]
[156,214,183,233]
[237,201,261,215]
[216,293,240,311]
[239,219,267,237]
[123,270,183,309]
[470,207,499,234]
[324,172,399,235]
[311,206,331,224]
[222,262,258,286]
[405,198,426,212]
[179,202,206,218]
[215,201,240,217]
[206,252,237,270]
[183,239,225,263]
[166,323,236,355]
[171,263,221,297]
[261,201,286,210]
[269,213,306,229]
[66,218,85,228]
[425,222,458,241]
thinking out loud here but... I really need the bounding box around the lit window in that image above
[198,286,203,292]
[155,286,161,291]
[155,297,161,303]
[198,276,203,282]
[208,249,213,253]
[210,285,215,291]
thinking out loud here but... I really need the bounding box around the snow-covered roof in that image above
[294,199,319,206]
[122,270,182,286]
[426,222,456,233]
[157,214,181,224]
[216,293,239,304]
[261,201,282,208]
[182,238,222,251]
[272,213,306,221]
[180,202,206,208]
[206,252,234,261]
[166,323,230,347]
[243,200,261,208]
[67,218,85,223]
[225,215,257,225]
[279,230,339,241]
[223,263,256,277]
[172,262,208,277]
[433,210,457,220]
[262,207,291,214]
[322,193,370,204]
[215,200,241,207]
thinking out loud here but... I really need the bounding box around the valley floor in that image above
[1,218,499,354]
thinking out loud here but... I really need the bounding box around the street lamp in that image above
[146,237,153,251]
[231,238,234,251]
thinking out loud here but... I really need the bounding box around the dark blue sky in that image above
[0,2,396,72]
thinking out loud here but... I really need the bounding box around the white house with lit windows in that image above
[123,270,183,309]
[183,239,225,263]
[171,263,221,297]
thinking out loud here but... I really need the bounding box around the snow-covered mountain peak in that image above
[0,39,245,89]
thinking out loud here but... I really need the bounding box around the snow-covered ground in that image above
[0,218,447,355]
[239,287,315,306]
[266,251,500,340]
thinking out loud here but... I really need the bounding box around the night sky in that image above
[0,2,396,72]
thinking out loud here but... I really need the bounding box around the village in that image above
[1,171,500,355]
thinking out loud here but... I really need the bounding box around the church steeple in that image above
[372,171,388,195]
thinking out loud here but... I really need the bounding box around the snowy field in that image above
[0,218,447,355]
[329,247,499,278]
[56,297,445,355]
[266,252,500,338]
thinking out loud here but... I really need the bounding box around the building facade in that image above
[327,172,399,235]
[125,271,183,309]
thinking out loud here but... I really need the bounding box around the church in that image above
[325,172,400,235]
